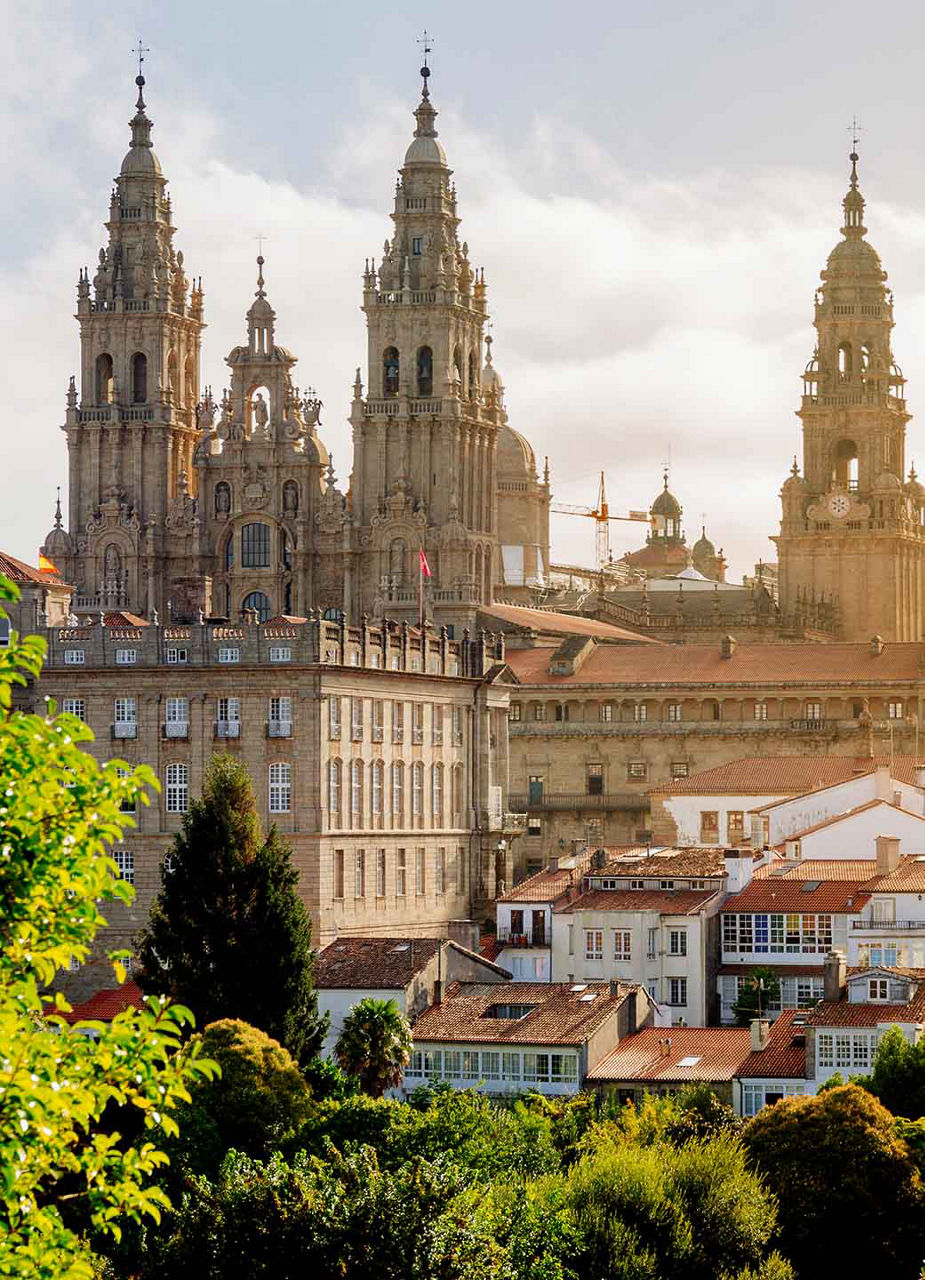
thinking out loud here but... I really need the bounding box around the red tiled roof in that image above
[722,877,870,914]
[479,934,505,964]
[737,1010,809,1079]
[102,611,149,627]
[558,888,719,915]
[0,550,67,586]
[587,1025,751,1083]
[46,981,144,1024]
[804,993,925,1027]
[264,615,308,625]
[479,604,659,644]
[750,856,925,893]
[505,641,925,688]
[316,937,508,989]
[654,756,924,797]
[498,850,599,903]
[411,981,640,1046]
[597,848,728,879]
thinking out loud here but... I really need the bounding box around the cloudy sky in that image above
[7,0,925,580]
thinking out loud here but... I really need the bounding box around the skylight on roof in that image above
[579,993,598,1002]
[676,1055,702,1068]
[570,983,588,992]
[390,944,411,952]
[800,881,822,892]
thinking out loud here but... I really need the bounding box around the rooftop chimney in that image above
[548,855,560,874]
[874,764,892,802]
[824,949,847,1003]
[876,834,901,876]
[720,634,737,659]
[870,635,884,656]
[749,1018,770,1052]
[724,847,754,894]
[610,979,620,998]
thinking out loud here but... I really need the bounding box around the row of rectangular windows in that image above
[326,760,464,825]
[63,646,293,666]
[332,846,466,899]
[510,700,907,723]
[159,763,292,813]
[582,927,688,961]
[330,697,464,745]
[722,913,834,954]
[404,1048,579,1085]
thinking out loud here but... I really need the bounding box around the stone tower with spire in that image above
[775,151,925,641]
[43,71,205,617]
[347,62,500,629]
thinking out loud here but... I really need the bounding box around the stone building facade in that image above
[42,67,550,634]
[33,613,522,989]
[776,152,925,641]
[504,634,925,877]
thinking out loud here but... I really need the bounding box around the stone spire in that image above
[120,72,161,177]
[247,254,276,356]
[842,148,866,239]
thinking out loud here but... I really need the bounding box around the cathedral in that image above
[776,149,925,642]
[42,65,551,632]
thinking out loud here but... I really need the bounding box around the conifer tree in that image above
[136,755,326,1064]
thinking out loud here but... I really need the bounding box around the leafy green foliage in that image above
[136,755,326,1064]
[743,1083,925,1277]
[865,1024,925,1119]
[0,575,216,1280]
[334,997,412,1097]
[732,967,782,1027]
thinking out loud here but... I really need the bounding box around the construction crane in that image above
[550,471,650,570]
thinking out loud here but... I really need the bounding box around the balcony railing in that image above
[851,919,925,931]
[497,930,548,948]
[215,720,241,739]
[112,721,137,739]
[508,792,650,812]
[789,718,827,731]
[412,728,424,745]
[268,720,292,738]
[372,725,384,742]
[164,721,189,738]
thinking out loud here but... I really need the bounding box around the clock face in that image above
[828,493,851,518]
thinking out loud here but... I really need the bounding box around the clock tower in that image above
[775,151,925,641]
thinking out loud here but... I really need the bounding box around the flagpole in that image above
[419,548,423,632]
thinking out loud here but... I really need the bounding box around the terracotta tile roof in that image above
[479,934,504,964]
[869,859,925,892]
[804,992,925,1027]
[505,641,925,688]
[587,1025,752,1083]
[558,888,720,915]
[498,851,598,903]
[751,856,925,892]
[102,611,149,627]
[46,981,144,1024]
[478,604,659,644]
[264,615,308,625]
[737,1010,809,1079]
[411,981,640,1046]
[654,756,923,797]
[316,936,509,989]
[722,877,870,913]
[597,848,727,879]
[0,550,67,586]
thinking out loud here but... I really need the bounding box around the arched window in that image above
[838,343,852,378]
[383,347,400,397]
[468,350,477,397]
[372,760,384,817]
[453,764,464,821]
[416,345,433,397]
[214,482,231,516]
[131,352,147,404]
[241,522,270,568]
[96,353,114,404]
[834,439,859,491]
[328,759,342,820]
[389,538,407,585]
[165,763,188,813]
[412,761,424,818]
[432,763,443,822]
[242,590,271,622]
[351,759,364,823]
[391,761,405,823]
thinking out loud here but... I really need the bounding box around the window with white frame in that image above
[114,697,136,736]
[64,649,85,665]
[805,701,823,722]
[722,912,833,955]
[869,978,889,1001]
[634,703,648,722]
[217,696,240,736]
[666,703,682,722]
[599,702,614,722]
[165,696,189,736]
[585,929,603,960]
[372,700,384,741]
[351,760,363,820]
[270,696,292,733]
[112,849,134,885]
[415,846,426,895]
[613,930,631,961]
[392,761,404,820]
[396,848,407,896]
[116,766,136,813]
[217,647,240,664]
[888,700,904,719]
[328,759,342,818]
[115,649,136,665]
[351,697,364,740]
[372,760,384,816]
[671,761,689,780]
[412,702,424,743]
[329,695,341,739]
[269,762,291,812]
[165,763,189,813]
[269,646,292,663]
[392,700,404,742]
[62,697,86,721]
[817,1030,878,1071]
[166,647,188,665]
[754,700,769,721]
[376,848,386,897]
[354,848,365,897]
[741,1082,806,1117]
[432,704,443,744]
[627,761,647,780]
[667,977,688,1006]
[412,762,424,816]
[668,929,687,956]
[509,702,522,723]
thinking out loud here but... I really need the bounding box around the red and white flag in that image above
[419,548,432,578]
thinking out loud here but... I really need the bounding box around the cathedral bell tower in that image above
[775,151,925,641]
[347,59,498,628]
[43,71,205,617]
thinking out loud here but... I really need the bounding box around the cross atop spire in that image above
[132,38,149,108]
[417,29,434,98]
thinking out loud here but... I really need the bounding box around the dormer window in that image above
[869,978,889,1001]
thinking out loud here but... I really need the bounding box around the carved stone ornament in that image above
[243,462,269,509]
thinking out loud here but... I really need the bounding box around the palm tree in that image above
[334,997,413,1097]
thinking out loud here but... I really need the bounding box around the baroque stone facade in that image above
[42,67,550,634]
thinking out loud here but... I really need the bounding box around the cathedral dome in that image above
[497,423,536,480]
[120,77,162,177]
[693,528,715,557]
[651,473,681,518]
[404,84,447,167]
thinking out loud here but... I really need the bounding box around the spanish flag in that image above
[419,548,432,578]
[38,553,59,574]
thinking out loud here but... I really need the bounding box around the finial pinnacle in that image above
[417,28,434,97]
[132,39,149,108]
[54,485,62,528]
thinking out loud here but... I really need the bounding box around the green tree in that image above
[866,1024,925,1119]
[0,577,215,1280]
[136,755,326,1064]
[168,1019,315,1180]
[732,967,782,1027]
[743,1083,925,1277]
[334,998,412,1098]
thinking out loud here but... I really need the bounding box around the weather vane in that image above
[254,233,268,257]
[848,115,864,153]
[132,38,149,79]
[417,28,434,90]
